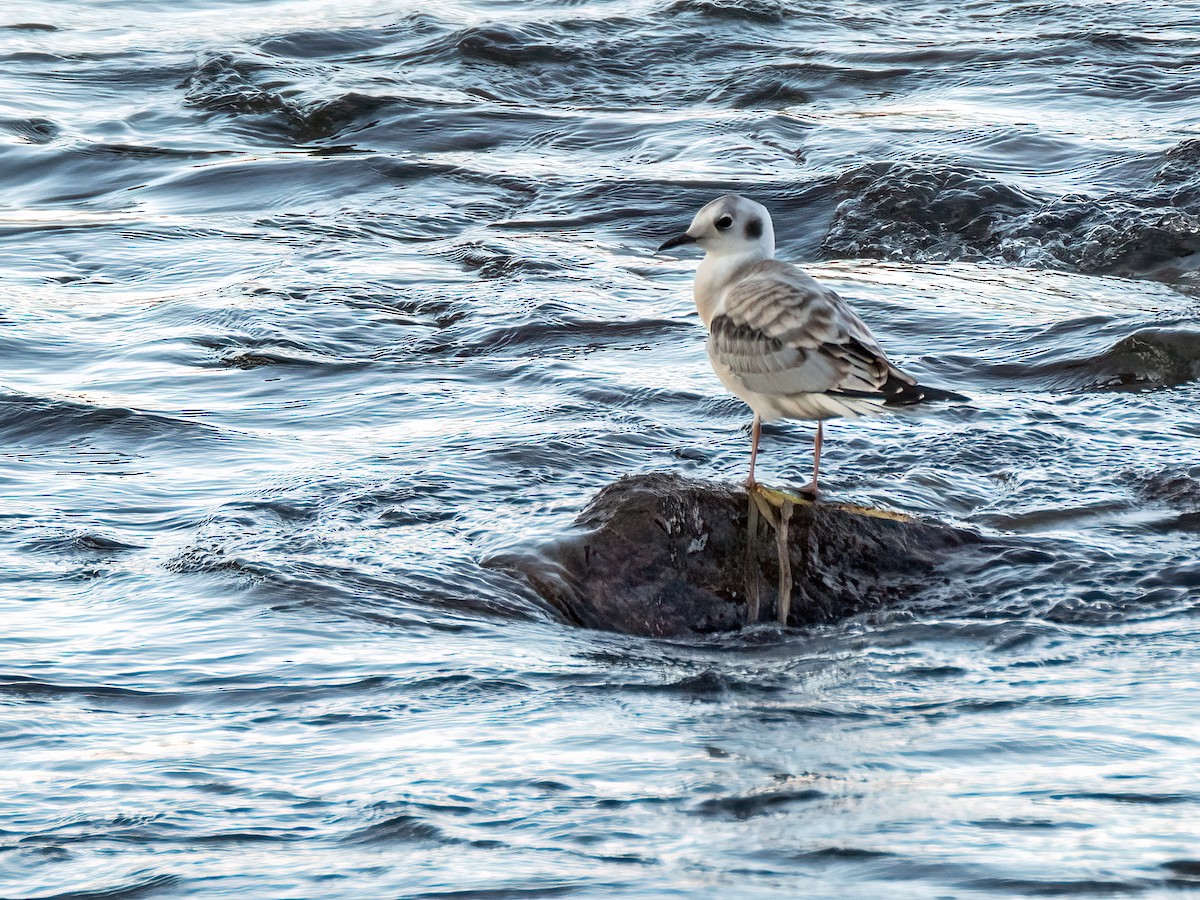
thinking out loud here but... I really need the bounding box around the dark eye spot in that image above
[745,217,763,239]
[716,215,733,231]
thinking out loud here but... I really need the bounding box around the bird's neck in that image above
[694,248,770,327]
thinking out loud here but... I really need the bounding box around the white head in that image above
[657,194,775,261]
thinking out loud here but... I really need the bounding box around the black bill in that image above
[657,232,697,252]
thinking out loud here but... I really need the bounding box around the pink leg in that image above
[799,420,823,498]
[744,414,762,488]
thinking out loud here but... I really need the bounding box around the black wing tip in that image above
[830,378,969,406]
[885,382,970,406]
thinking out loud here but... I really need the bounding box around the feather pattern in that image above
[704,259,925,419]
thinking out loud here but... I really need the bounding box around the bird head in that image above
[657,194,775,261]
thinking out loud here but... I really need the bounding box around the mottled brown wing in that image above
[709,267,908,398]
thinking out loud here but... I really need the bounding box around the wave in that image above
[0,392,221,447]
[180,53,390,142]
[23,874,181,900]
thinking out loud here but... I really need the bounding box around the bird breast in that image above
[693,251,766,328]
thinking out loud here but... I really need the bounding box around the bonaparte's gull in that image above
[659,194,966,496]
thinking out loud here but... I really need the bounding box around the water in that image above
[2,1,1199,896]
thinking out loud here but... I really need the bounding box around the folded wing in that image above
[708,262,917,401]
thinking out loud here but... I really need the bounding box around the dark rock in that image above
[1085,329,1200,389]
[977,327,1200,392]
[490,473,979,637]
[821,162,1039,265]
[821,160,1200,279]
[1123,467,1200,510]
[1155,138,1200,209]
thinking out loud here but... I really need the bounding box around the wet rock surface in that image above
[494,473,981,637]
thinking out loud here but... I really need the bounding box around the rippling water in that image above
[3,1,1199,896]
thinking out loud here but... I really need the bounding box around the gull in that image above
[658,194,966,497]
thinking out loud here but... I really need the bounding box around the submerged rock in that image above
[821,158,1200,280]
[972,327,1200,392]
[491,473,979,637]
[1082,329,1200,390]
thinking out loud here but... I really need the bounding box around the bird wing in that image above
[707,261,913,399]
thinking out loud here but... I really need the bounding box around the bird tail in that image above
[885,380,969,406]
[830,371,969,408]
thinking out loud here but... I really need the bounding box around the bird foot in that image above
[747,483,811,510]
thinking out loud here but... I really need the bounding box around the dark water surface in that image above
[3,1,1199,897]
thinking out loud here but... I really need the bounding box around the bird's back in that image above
[715,259,888,359]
